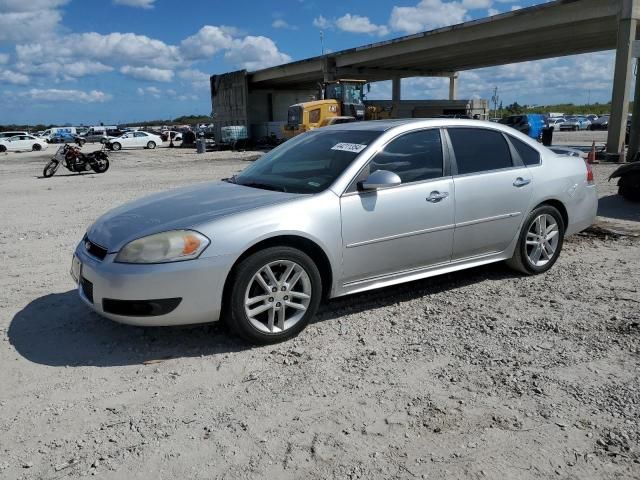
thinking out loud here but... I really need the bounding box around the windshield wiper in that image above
[222,174,238,184]
[238,181,287,192]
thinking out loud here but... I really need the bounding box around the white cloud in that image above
[18,88,111,103]
[462,0,492,8]
[17,32,182,69]
[511,5,522,11]
[487,8,501,16]
[0,0,69,43]
[224,36,292,70]
[335,14,389,36]
[113,0,155,8]
[272,19,297,30]
[180,26,235,60]
[178,69,209,89]
[13,60,113,82]
[120,65,174,82]
[137,86,162,97]
[0,53,9,64]
[312,16,331,29]
[389,0,468,34]
[0,69,29,84]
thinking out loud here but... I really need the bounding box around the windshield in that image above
[234,129,380,194]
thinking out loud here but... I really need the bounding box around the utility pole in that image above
[320,31,324,55]
[491,86,500,120]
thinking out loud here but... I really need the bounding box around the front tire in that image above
[0,145,6,153]
[111,142,121,151]
[43,160,60,178]
[32,143,42,151]
[147,141,156,149]
[226,246,322,344]
[506,205,565,275]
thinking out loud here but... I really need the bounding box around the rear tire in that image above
[0,145,6,153]
[91,158,110,174]
[111,142,121,151]
[43,160,60,178]
[226,246,322,345]
[506,205,565,275]
[147,141,156,149]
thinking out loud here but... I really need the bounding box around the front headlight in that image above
[115,230,210,264]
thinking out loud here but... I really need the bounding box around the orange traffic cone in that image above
[587,141,598,164]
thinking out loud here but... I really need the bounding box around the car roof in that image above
[320,118,527,136]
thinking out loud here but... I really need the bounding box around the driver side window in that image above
[361,129,444,186]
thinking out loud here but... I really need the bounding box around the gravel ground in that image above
[0,142,638,479]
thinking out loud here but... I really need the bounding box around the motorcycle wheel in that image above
[43,160,60,178]
[92,158,110,174]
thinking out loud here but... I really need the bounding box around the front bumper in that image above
[73,242,235,326]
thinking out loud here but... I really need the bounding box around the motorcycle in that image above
[609,159,640,202]
[43,144,110,178]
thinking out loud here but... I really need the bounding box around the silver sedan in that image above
[72,119,598,344]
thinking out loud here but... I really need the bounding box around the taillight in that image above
[584,159,594,184]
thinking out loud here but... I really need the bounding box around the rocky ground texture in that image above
[0,144,638,479]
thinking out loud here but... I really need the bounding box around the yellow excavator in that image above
[283,79,394,139]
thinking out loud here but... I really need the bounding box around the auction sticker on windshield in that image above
[331,143,367,153]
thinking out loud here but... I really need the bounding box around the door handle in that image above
[513,177,531,187]
[426,191,449,203]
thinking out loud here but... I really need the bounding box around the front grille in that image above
[102,298,182,317]
[85,238,107,260]
[80,277,94,303]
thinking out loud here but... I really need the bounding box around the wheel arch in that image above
[532,198,568,230]
[221,234,334,316]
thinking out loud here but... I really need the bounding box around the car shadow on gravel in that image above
[8,291,244,368]
[317,262,521,322]
[9,263,522,367]
[597,194,640,223]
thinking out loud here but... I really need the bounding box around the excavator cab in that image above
[283,80,367,139]
[324,80,366,121]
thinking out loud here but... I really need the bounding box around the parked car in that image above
[590,115,610,130]
[0,131,28,140]
[107,131,163,151]
[160,130,183,142]
[546,118,566,129]
[0,134,48,152]
[49,132,85,145]
[82,127,120,143]
[586,114,599,122]
[560,117,591,131]
[549,146,587,158]
[498,114,545,139]
[71,119,597,344]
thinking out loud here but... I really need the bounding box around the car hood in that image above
[87,181,300,251]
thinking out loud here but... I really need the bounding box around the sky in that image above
[0,0,617,125]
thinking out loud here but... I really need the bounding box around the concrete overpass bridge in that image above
[211,0,640,160]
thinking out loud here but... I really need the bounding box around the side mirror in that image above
[358,170,401,191]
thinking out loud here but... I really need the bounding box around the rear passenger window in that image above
[509,136,541,166]
[368,129,443,183]
[448,128,513,175]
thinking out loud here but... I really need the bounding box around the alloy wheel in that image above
[525,213,559,267]
[244,260,312,333]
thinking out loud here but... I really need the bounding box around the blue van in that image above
[499,114,546,140]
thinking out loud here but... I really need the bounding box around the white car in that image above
[107,131,163,151]
[0,131,28,140]
[0,134,48,152]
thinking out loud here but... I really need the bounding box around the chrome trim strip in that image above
[455,212,521,228]
[343,250,500,287]
[345,223,455,248]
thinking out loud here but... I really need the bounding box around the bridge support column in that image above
[607,0,638,162]
[449,73,458,101]
[392,76,401,113]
